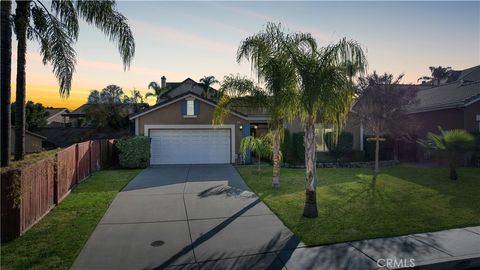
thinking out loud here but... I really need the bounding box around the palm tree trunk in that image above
[374,136,380,173]
[272,127,281,188]
[1,0,12,167]
[303,115,318,218]
[13,0,30,160]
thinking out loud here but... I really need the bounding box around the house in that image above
[130,77,269,165]
[349,65,480,162]
[45,108,69,127]
[62,104,90,127]
[10,126,46,154]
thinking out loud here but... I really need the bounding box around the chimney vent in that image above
[161,76,166,88]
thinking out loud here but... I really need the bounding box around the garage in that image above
[149,129,231,164]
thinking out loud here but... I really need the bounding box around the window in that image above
[187,100,194,116]
[315,123,333,152]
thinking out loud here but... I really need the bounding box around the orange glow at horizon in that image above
[12,84,92,110]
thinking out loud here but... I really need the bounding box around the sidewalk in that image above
[283,226,480,269]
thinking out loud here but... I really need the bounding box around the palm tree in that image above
[199,75,219,98]
[146,81,169,104]
[417,66,452,85]
[240,133,277,171]
[11,0,135,160]
[418,127,475,180]
[214,23,298,188]
[286,36,367,217]
[1,0,12,166]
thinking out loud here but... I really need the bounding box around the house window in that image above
[187,100,194,116]
[315,123,333,152]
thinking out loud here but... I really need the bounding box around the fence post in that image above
[53,152,59,205]
[75,143,79,185]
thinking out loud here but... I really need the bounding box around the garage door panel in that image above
[150,129,231,164]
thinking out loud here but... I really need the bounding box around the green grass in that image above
[1,169,141,270]
[237,164,480,246]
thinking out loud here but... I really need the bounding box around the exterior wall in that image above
[412,108,465,138]
[10,128,43,154]
[47,112,68,126]
[136,98,249,161]
[285,117,303,133]
[464,100,480,133]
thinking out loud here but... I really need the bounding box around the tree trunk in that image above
[271,127,281,188]
[257,154,261,171]
[374,136,380,173]
[1,0,12,167]
[303,116,318,218]
[449,165,458,180]
[14,0,30,160]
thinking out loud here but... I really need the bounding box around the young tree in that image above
[287,36,367,218]
[240,133,276,171]
[199,75,219,98]
[0,0,12,166]
[418,128,475,180]
[353,72,418,173]
[146,81,169,104]
[11,0,135,160]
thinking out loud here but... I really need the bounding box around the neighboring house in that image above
[10,126,46,154]
[349,65,480,162]
[62,104,90,127]
[45,108,70,127]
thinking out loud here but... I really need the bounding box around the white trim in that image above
[130,94,249,120]
[144,124,236,163]
[465,96,480,107]
[135,118,139,135]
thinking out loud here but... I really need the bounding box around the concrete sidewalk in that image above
[71,165,480,270]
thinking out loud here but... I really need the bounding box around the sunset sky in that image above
[11,1,480,109]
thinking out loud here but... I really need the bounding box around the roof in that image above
[129,91,249,120]
[11,126,47,140]
[46,108,68,120]
[408,80,480,113]
[63,103,146,116]
[447,65,480,83]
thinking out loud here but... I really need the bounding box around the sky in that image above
[10,1,480,109]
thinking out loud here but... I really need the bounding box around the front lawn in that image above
[1,169,141,270]
[237,165,480,246]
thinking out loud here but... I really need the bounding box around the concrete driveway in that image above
[71,165,305,269]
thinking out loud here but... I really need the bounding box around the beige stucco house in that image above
[130,78,269,165]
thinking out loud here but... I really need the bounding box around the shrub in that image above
[116,136,151,168]
[292,132,305,165]
[324,131,353,160]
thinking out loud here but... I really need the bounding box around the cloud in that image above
[130,19,237,56]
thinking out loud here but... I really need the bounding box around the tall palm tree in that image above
[146,81,169,104]
[417,66,452,85]
[12,0,135,160]
[199,75,219,98]
[286,36,367,217]
[1,0,12,166]
[214,23,298,188]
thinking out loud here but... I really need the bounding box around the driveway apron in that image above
[71,165,302,270]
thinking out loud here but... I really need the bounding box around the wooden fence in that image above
[1,139,117,242]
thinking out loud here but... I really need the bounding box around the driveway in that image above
[72,165,305,269]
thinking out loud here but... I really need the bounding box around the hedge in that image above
[324,131,353,160]
[116,136,151,168]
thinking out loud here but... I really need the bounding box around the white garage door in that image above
[149,129,231,164]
